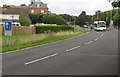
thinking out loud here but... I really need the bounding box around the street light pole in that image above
[10,15,14,47]
[108,0,118,29]
[107,0,114,29]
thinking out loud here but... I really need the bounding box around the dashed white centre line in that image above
[95,38,99,41]
[100,34,104,38]
[85,41,93,45]
[66,46,81,52]
[25,53,58,65]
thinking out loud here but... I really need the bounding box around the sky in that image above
[0,0,113,16]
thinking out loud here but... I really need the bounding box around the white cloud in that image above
[0,0,113,16]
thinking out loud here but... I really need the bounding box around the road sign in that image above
[4,21,12,36]
[5,21,12,31]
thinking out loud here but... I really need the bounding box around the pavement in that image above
[2,29,118,75]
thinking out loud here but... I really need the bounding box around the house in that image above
[0,6,29,26]
[2,5,30,19]
[29,0,49,14]
[0,0,49,26]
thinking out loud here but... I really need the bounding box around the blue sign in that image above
[4,21,12,31]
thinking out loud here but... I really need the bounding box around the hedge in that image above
[36,25,74,33]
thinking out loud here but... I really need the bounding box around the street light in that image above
[107,0,116,28]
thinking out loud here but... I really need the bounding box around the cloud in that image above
[0,0,112,16]
[44,0,112,15]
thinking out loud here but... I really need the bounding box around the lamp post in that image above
[107,0,116,29]
[10,15,14,47]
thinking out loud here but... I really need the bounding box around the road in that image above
[2,29,118,75]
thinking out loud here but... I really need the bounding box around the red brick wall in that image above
[29,8,48,14]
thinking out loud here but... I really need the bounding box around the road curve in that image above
[2,29,118,75]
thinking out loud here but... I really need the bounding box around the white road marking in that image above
[95,38,99,41]
[85,32,89,35]
[25,53,58,65]
[100,34,104,38]
[85,41,93,45]
[66,46,81,52]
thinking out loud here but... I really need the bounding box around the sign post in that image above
[4,21,12,36]
[4,21,12,47]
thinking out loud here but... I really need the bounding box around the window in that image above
[31,10,34,13]
[37,4,40,7]
[41,10,44,13]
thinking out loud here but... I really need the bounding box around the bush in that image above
[19,18,31,26]
[36,25,74,33]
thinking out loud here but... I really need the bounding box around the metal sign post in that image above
[4,21,12,47]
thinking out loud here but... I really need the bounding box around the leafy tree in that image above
[112,1,120,8]
[19,18,31,26]
[29,13,66,25]
[20,4,26,6]
[113,12,119,26]
[59,14,71,22]
[113,9,120,26]
[29,13,38,24]
[76,11,92,26]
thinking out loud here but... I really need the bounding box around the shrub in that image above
[19,18,31,26]
[36,25,74,34]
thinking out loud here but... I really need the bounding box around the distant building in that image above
[29,0,49,14]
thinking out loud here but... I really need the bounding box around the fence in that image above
[0,25,3,35]
[0,26,36,35]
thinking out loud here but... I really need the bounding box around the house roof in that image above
[1,7,30,19]
[29,1,48,8]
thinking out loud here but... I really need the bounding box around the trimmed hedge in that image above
[36,25,74,33]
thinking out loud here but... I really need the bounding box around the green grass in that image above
[1,29,86,52]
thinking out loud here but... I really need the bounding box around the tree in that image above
[29,13,66,25]
[20,4,26,6]
[19,18,31,26]
[59,14,71,22]
[111,1,120,27]
[29,13,39,24]
[113,13,119,25]
[112,1,120,8]
[76,11,92,26]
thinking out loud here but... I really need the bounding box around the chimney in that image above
[30,0,35,4]
[37,0,41,2]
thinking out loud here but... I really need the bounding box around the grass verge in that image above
[1,29,86,52]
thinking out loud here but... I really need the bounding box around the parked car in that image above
[83,25,88,28]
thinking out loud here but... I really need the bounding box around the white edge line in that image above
[85,32,89,34]
[25,53,58,65]
[2,32,89,54]
[66,46,81,52]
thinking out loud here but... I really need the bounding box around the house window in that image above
[41,10,44,13]
[31,10,34,13]
[37,4,40,7]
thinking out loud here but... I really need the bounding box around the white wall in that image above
[0,14,20,20]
